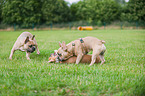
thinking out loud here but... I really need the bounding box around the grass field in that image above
[0,30,145,96]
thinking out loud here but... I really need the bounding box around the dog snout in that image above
[57,56,63,61]
[32,46,36,51]
[27,47,35,53]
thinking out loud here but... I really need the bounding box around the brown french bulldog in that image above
[9,32,40,60]
[48,51,100,64]
[57,36,106,66]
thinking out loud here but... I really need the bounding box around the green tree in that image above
[70,1,85,21]
[124,0,145,21]
[41,0,71,24]
[70,0,121,23]
[23,0,42,26]
[114,0,126,5]
[0,0,5,23]
[96,0,121,22]
[2,0,42,26]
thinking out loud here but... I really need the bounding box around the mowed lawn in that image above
[0,30,144,96]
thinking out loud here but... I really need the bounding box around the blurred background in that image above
[0,0,144,31]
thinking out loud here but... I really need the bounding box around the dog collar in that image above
[80,38,84,43]
[72,43,75,46]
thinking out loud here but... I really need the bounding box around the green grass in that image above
[0,30,145,96]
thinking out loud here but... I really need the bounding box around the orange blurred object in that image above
[77,26,93,30]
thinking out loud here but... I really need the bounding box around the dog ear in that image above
[32,35,35,40]
[59,42,62,47]
[101,40,105,44]
[25,36,29,44]
[54,50,58,55]
[62,41,67,51]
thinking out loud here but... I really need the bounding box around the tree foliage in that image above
[0,0,144,25]
[41,0,71,24]
[2,0,42,26]
[0,0,5,23]
[123,0,145,21]
[70,0,121,23]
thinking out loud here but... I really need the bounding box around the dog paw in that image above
[100,60,105,65]
[9,58,12,60]
[48,61,52,63]
[37,51,40,55]
[89,64,94,66]
[27,58,30,60]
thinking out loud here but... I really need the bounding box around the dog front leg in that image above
[36,45,40,55]
[34,39,40,55]
[26,52,31,60]
[9,48,15,60]
[75,54,83,64]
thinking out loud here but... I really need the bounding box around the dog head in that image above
[48,50,60,63]
[24,35,36,53]
[57,41,73,61]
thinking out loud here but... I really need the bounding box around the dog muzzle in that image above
[27,47,36,53]
[57,56,62,61]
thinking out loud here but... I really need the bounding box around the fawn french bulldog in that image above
[9,32,40,60]
[57,36,106,66]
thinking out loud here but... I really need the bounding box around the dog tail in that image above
[101,40,106,44]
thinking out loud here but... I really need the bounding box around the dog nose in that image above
[32,47,36,51]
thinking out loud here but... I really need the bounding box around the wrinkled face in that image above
[57,47,70,61]
[24,35,36,53]
[48,51,60,63]
[27,43,36,53]
[57,41,73,61]
[48,54,57,63]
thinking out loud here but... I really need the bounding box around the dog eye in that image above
[58,53,62,56]
[29,45,32,47]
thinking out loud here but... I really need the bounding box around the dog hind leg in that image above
[99,55,105,65]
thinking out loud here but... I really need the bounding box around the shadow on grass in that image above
[50,61,103,66]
